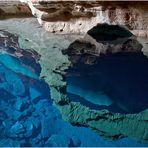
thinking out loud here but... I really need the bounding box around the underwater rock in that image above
[41,118,53,138]
[45,134,71,147]
[30,116,41,131]
[70,135,81,147]
[29,87,41,104]
[0,64,26,96]
[24,120,35,138]
[0,31,41,79]
[10,121,25,136]
[14,98,30,111]
[41,117,64,139]
[35,99,52,118]
[58,103,148,143]
[0,111,7,122]
[0,139,20,147]
[0,53,38,79]
[19,0,148,38]
[30,134,43,146]
[64,24,142,65]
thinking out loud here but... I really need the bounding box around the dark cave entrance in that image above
[64,24,148,114]
[87,23,133,41]
[66,52,148,114]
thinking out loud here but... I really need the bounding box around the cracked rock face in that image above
[1,1,148,37]
[18,0,148,38]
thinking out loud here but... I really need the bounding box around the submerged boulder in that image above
[45,135,71,147]
[29,87,42,104]
[0,65,26,97]
[61,24,148,143]
[10,121,25,136]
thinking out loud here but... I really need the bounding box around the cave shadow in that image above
[66,52,148,114]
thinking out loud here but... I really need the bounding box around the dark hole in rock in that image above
[87,23,133,41]
[65,52,148,114]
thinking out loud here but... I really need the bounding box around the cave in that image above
[66,52,148,114]
[87,23,133,41]
[65,24,148,114]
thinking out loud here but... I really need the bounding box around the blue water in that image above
[66,52,148,114]
[0,54,147,147]
[0,31,147,146]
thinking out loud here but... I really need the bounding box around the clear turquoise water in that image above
[0,31,147,146]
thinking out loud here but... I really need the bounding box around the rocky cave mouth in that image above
[65,24,148,114]
[66,52,148,114]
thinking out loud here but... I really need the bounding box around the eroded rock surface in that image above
[18,0,148,38]
[0,0,31,18]
[0,1,148,37]
[64,24,142,65]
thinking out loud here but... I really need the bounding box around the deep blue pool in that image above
[66,52,148,114]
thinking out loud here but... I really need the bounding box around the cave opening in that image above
[65,24,148,114]
[66,52,148,114]
[87,23,133,41]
